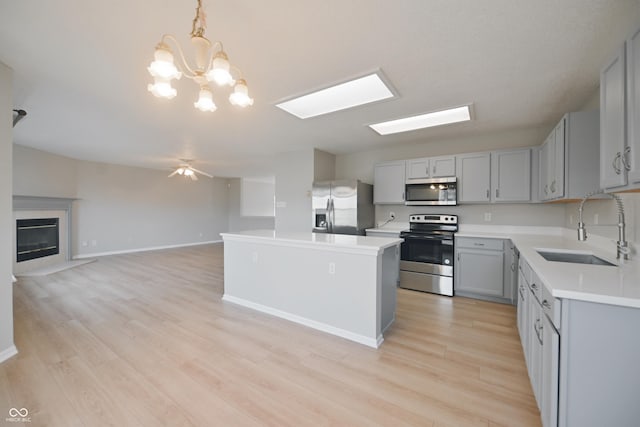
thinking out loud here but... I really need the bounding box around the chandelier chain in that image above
[191,0,206,38]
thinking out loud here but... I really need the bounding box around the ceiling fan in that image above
[168,159,213,181]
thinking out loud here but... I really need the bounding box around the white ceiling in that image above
[1,1,639,177]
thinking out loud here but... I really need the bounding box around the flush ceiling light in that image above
[369,105,473,135]
[276,72,395,119]
[147,0,254,112]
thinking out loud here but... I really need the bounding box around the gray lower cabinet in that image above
[455,237,514,303]
[517,254,640,427]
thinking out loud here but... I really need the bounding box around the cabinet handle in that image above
[544,185,549,195]
[542,300,551,309]
[613,152,622,175]
[622,146,631,171]
[457,253,460,261]
[432,165,436,175]
[473,243,485,246]
[495,188,500,198]
[531,283,538,290]
[402,192,405,201]
[550,180,556,193]
[486,189,490,199]
[511,263,515,272]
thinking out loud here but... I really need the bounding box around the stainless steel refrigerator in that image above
[312,180,374,235]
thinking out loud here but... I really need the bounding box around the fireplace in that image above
[16,218,60,262]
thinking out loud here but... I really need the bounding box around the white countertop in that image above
[221,230,403,254]
[456,225,640,308]
[511,233,640,308]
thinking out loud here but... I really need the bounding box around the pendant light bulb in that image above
[148,77,177,99]
[148,44,182,80]
[229,79,254,107]
[206,51,234,86]
[194,86,217,112]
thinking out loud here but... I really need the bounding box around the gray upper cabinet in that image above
[492,149,531,202]
[600,47,628,189]
[540,112,599,201]
[405,158,430,180]
[627,26,640,185]
[405,155,456,180]
[456,152,491,203]
[457,149,532,204]
[599,25,640,191]
[373,160,405,204]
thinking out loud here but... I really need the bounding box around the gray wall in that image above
[13,145,77,198]
[0,62,14,358]
[73,161,228,256]
[275,149,314,232]
[228,178,275,231]
[13,147,230,257]
[313,149,336,181]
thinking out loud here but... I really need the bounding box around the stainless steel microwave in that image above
[405,177,457,206]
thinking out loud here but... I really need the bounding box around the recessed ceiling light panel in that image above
[276,72,395,119]
[369,105,473,135]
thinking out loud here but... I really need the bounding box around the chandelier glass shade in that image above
[147,0,253,112]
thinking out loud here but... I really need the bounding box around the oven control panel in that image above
[409,214,457,224]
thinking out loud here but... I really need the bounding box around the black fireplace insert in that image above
[16,218,59,262]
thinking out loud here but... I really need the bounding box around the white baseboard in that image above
[0,345,18,364]
[73,240,222,259]
[222,294,382,349]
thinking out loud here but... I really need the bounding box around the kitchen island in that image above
[220,230,402,348]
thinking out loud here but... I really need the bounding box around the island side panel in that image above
[222,239,381,346]
[380,245,399,333]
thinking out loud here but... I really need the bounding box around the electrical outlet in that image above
[81,241,88,247]
[389,212,396,220]
[329,262,335,275]
[569,214,574,225]
[594,213,599,225]
[484,213,492,222]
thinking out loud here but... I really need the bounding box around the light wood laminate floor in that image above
[1,244,541,426]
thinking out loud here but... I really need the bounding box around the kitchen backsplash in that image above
[563,193,640,245]
[375,202,565,228]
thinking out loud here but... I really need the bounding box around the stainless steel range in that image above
[399,214,458,296]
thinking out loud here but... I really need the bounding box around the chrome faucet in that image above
[577,190,630,261]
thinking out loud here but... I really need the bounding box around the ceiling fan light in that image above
[194,86,217,112]
[148,45,182,80]
[184,168,194,176]
[207,52,233,86]
[147,77,177,99]
[176,167,185,175]
[229,79,254,107]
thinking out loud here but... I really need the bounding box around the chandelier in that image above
[147,0,254,112]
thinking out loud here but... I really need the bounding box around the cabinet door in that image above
[541,314,559,427]
[528,294,543,410]
[456,153,491,203]
[552,120,565,198]
[431,156,456,177]
[538,140,550,200]
[455,248,504,297]
[628,27,640,184]
[374,161,406,204]
[600,47,628,189]
[517,269,530,354]
[405,158,430,180]
[491,149,531,202]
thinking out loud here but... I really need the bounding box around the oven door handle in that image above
[400,234,453,242]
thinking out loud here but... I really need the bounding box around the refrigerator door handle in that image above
[329,198,335,233]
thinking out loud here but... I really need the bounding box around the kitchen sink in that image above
[536,250,616,266]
